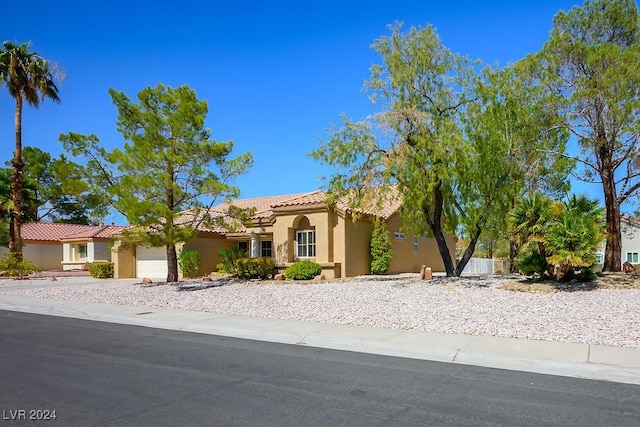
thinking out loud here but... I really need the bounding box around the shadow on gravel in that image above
[351,274,421,283]
[500,278,600,293]
[175,278,236,292]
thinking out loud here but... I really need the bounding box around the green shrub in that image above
[88,262,114,279]
[0,253,41,278]
[370,219,393,275]
[178,249,200,278]
[509,193,605,281]
[236,257,275,280]
[284,260,322,280]
[516,249,547,279]
[217,248,247,276]
[575,266,597,282]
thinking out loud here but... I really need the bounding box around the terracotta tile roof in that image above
[61,225,126,241]
[212,193,311,220]
[21,222,125,242]
[210,187,402,230]
[343,186,402,219]
[174,209,233,234]
[622,215,640,228]
[271,190,327,209]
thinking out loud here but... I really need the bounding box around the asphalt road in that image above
[1,310,639,426]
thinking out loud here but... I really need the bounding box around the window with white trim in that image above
[594,252,604,264]
[413,236,419,252]
[296,230,316,258]
[77,244,88,260]
[627,252,639,264]
[394,232,405,240]
[261,240,272,257]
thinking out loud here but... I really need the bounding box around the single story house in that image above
[112,188,456,279]
[0,223,125,271]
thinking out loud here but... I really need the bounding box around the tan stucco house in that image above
[112,189,456,279]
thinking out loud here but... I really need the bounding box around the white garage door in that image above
[136,246,168,279]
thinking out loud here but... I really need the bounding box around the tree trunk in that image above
[602,196,622,272]
[454,224,482,276]
[601,166,622,272]
[166,243,179,282]
[425,184,456,276]
[10,94,24,261]
[165,158,178,282]
[509,237,519,273]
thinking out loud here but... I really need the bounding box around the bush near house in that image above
[178,249,200,278]
[216,248,248,276]
[88,262,114,279]
[236,257,275,280]
[0,253,41,279]
[216,249,274,280]
[284,260,322,280]
[370,218,393,275]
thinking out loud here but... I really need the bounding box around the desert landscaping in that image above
[2,272,639,349]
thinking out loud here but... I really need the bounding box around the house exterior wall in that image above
[385,213,455,274]
[271,217,291,265]
[112,234,235,279]
[21,241,62,271]
[184,234,234,276]
[109,205,456,280]
[595,219,640,271]
[94,241,111,262]
[270,210,341,278]
[621,221,640,263]
[342,216,374,277]
[333,214,347,278]
[62,241,100,270]
[268,208,452,278]
[112,244,135,278]
[332,212,454,277]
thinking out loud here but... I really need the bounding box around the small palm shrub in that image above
[284,260,322,280]
[509,193,604,281]
[178,249,200,278]
[516,248,547,280]
[0,253,41,279]
[88,262,114,279]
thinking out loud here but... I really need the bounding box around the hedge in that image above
[88,262,114,279]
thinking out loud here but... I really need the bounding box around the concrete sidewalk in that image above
[1,293,639,386]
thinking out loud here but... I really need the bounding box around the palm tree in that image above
[508,192,561,261]
[0,41,62,259]
[0,169,39,247]
[545,195,605,280]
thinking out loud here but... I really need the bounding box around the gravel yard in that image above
[1,273,639,349]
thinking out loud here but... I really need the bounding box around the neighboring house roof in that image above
[21,222,125,243]
[622,215,640,228]
[60,225,127,241]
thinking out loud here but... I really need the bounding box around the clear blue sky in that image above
[2,1,590,223]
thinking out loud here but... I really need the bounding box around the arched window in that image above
[295,216,316,258]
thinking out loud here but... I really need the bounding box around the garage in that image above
[136,246,168,279]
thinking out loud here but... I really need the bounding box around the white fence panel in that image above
[462,257,494,275]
